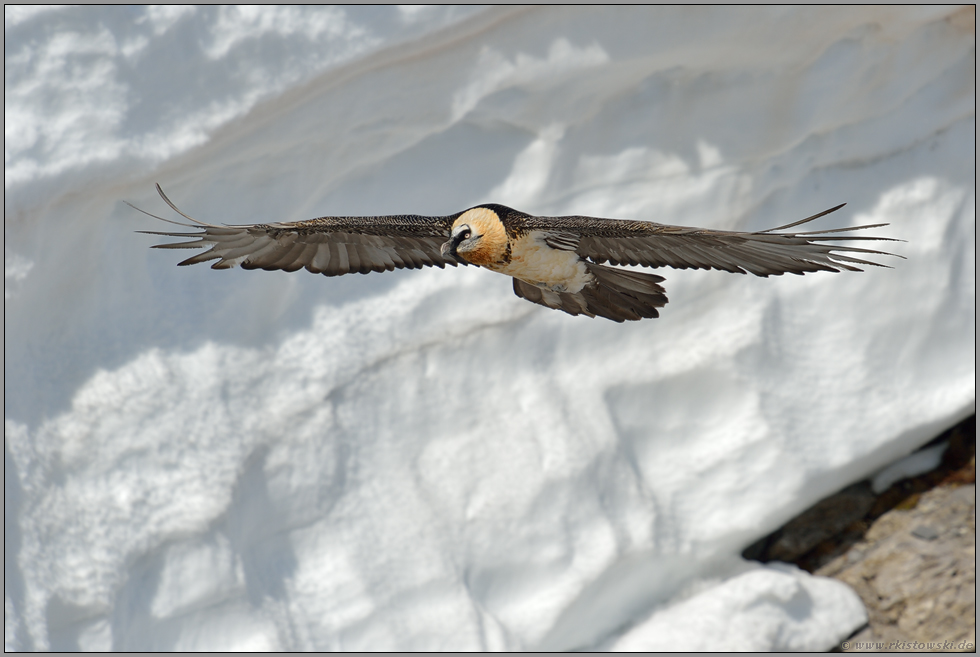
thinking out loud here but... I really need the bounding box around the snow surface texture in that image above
[4,6,975,651]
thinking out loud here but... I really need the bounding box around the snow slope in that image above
[5,6,975,651]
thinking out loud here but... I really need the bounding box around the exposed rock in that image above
[744,415,976,652]
[823,482,975,652]
[743,483,877,564]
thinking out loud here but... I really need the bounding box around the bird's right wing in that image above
[132,185,464,276]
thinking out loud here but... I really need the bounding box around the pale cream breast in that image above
[491,232,593,293]
[453,211,592,292]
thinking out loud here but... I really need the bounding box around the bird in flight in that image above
[135,185,897,322]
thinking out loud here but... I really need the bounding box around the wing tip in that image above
[761,203,848,233]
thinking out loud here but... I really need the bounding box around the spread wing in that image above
[533,204,900,276]
[133,185,464,276]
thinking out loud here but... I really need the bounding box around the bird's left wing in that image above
[532,204,900,276]
[133,185,464,275]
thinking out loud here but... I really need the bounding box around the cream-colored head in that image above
[444,207,508,267]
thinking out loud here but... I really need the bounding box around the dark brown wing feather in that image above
[526,204,901,276]
[132,184,464,276]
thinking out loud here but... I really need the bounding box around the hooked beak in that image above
[441,234,467,263]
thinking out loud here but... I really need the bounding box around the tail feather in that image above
[512,263,668,322]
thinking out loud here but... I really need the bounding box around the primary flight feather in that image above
[134,184,898,322]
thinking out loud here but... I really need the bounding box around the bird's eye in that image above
[461,228,472,240]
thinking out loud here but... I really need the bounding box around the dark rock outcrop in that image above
[744,415,976,652]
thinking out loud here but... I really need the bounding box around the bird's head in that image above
[441,207,508,267]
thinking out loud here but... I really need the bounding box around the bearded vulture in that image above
[135,185,897,322]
